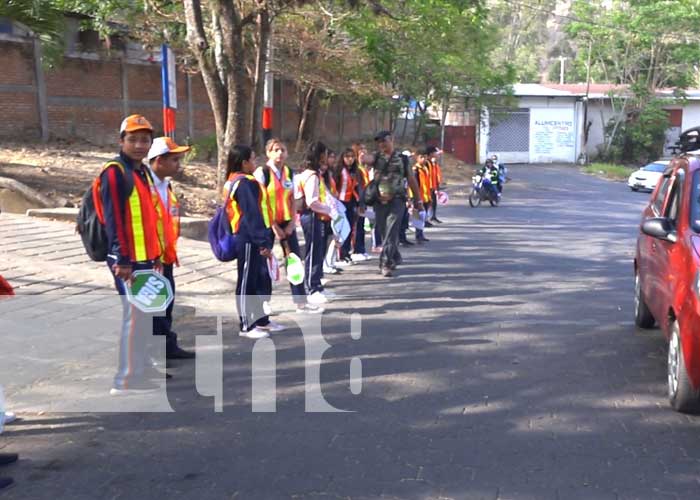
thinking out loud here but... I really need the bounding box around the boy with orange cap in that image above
[98,114,164,395]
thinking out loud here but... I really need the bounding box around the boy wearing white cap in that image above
[147,137,195,360]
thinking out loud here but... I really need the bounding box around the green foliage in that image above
[603,93,670,164]
[0,0,65,65]
[584,162,636,180]
[185,134,218,163]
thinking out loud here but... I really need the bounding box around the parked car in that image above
[627,160,670,191]
[635,154,700,413]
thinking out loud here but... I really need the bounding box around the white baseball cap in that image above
[147,137,191,161]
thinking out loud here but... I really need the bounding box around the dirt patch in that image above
[0,140,474,217]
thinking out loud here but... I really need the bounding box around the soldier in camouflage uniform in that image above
[372,131,424,277]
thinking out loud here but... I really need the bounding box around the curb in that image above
[26,208,210,242]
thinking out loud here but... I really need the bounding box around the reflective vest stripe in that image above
[155,187,180,265]
[128,183,147,262]
[266,165,293,223]
[227,174,272,233]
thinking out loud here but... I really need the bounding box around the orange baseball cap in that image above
[147,137,191,160]
[120,114,154,134]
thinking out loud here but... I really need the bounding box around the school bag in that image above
[208,180,240,262]
[76,158,133,262]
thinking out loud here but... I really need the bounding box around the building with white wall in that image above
[479,84,700,164]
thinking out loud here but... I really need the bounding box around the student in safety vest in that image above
[255,138,322,315]
[319,151,342,278]
[426,145,443,224]
[351,142,372,262]
[99,114,164,395]
[294,142,336,305]
[224,145,275,339]
[413,148,433,243]
[335,148,360,266]
[146,137,196,360]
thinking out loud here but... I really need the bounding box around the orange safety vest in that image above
[358,165,370,188]
[225,173,272,233]
[155,185,180,266]
[415,164,432,203]
[94,161,162,262]
[261,165,294,224]
[338,167,356,203]
[429,160,442,190]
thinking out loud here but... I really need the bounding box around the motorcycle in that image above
[468,174,500,207]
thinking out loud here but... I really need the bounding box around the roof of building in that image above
[514,83,700,100]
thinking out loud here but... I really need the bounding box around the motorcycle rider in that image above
[490,154,507,194]
[480,158,501,199]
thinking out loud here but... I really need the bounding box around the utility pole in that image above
[559,56,567,85]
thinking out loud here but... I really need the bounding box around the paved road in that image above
[2,165,699,499]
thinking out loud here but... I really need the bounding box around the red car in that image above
[635,154,700,412]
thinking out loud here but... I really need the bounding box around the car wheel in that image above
[634,271,655,328]
[668,320,700,413]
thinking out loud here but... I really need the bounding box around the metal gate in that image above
[487,109,530,152]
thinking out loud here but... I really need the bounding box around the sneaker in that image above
[323,266,340,274]
[432,217,443,224]
[424,221,434,227]
[263,301,273,316]
[259,320,286,333]
[308,291,329,305]
[239,328,270,339]
[2,412,16,426]
[321,278,330,286]
[351,253,367,262]
[295,304,325,314]
[166,346,196,360]
[0,453,18,466]
[381,267,393,277]
[110,379,161,396]
[362,253,372,260]
[335,258,354,268]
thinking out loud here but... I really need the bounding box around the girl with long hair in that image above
[224,145,277,338]
[294,141,335,304]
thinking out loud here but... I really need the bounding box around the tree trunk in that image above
[249,9,270,151]
[295,86,316,152]
[184,0,230,190]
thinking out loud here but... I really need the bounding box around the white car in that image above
[627,160,670,192]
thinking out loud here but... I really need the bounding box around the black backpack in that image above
[76,158,133,262]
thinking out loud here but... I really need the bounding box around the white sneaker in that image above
[335,259,354,268]
[351,253,366,262]
[321,278,330,286]
[295,304,325,314]
[2,412,16,425]
[308,291,329,305]
[263,301,273,316]
[260,320,286,332]
[239,328,270,339]
[323,266,339,274]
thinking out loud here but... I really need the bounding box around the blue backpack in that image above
[208,181,240,262]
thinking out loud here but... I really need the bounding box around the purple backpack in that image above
[208,181,239,262]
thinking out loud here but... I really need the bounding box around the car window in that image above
[664,172,683,224]
[652,176,672,215]
[691,170,700,232]
[644,163,667,173]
